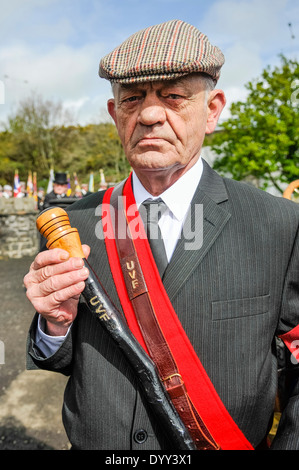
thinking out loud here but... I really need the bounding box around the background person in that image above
[43,172,70,209]
[2,185,12,198]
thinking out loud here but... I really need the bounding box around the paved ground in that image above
[0,255,70,450]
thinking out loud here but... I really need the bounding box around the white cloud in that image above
[219,86,249,122]
[202,0,289,47]
[199,0,296,119]
[0,0,60,43]
[218,42,263,88]
[0,0,58,19]
[1,43,98,97]
[0,0,297,127]
[0,40,112,126]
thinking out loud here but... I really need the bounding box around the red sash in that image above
[102,175,254,450]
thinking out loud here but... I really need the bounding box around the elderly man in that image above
[25,20,299,451]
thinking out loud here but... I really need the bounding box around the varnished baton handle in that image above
[36,207,196,451]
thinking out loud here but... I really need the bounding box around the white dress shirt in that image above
[132,157,203,261]
[36,157,203,356]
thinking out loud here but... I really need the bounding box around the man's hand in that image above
[24,246,90,336]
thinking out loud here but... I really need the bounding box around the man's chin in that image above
[130,151,178,172]
[135,162,177,174]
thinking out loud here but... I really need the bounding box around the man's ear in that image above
[107,99,117,125]
[206,89,226,135]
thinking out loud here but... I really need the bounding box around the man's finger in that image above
[82,244,91,259]
[36,266,89,297]
[31,248,70,271]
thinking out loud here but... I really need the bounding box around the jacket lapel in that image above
[163,160,231,301]
[91,161,231,309]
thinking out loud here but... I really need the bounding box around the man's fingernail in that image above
[80,267,89,277]
[74,258,84,268]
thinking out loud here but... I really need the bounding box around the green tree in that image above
[4,93,77,180]
[0,130,19,186]
[210,55,299,193]
[73,123,130,184]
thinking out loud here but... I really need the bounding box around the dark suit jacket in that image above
[27,160,299,450]
[43,191,70,209]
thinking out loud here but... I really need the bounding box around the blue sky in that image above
[0,0,298,127]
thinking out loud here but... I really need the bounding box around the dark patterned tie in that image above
[141,198,168,278]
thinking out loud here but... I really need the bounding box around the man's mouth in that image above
[137,136,168,145]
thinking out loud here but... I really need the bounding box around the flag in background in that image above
[13,169,21,197]
[99,168,107,190]
[73,172,81,192]
[33,171,37,197]
[100,168,106,185]
[47,167,54,193]
[33,172,38,209]
[26,171,33,197]
[89,172,94,192]
[67,173,72,196]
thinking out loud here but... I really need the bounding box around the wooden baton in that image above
[36,206,196,450]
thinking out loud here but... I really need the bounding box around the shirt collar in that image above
[132,157,203,222]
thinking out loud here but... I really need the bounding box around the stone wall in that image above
[0,198,39,259]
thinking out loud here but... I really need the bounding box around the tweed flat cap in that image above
[99,19,224,84]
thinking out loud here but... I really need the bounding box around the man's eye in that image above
[163,93,184,101]
[123,96,140,103]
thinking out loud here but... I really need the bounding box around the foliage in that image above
[4,56,298,193]
[0,93,130,188]
[73,123,130,183]
[209,55,299,193]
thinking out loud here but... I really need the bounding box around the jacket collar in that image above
[163,160,231,300]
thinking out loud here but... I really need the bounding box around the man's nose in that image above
[138,95,167,126]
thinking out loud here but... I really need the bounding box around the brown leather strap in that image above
[110,185,220,450]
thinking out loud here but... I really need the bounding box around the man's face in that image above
[108,75,225,180]
[53,183,68,195]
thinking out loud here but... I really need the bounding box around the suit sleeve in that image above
[26,311,76,376]
[272,222,299,449]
